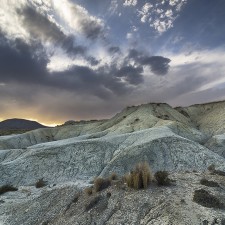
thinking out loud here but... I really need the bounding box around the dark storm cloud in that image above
[115,66,144,85]
[0,34,48,83]
[52,65,130,98]
[127,49,171,75]
[17,6,86,56]
[140,56,171,75]
[0,35,142,99]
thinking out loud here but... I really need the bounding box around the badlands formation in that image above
[1,101,225,225]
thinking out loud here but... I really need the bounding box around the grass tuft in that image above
[125,161,152,189]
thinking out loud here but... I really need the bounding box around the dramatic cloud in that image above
[17,6,86,57]
[115,65,144,85]
[0,34,48,83]
[0,34,149,99]
[127,49,171,75]
[52,0,105,40]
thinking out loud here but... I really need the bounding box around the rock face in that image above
[0,100,225,224]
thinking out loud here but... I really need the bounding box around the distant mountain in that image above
[0,118,47,130]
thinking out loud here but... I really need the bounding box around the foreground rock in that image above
[1,172,225,225]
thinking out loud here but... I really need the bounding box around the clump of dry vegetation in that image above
[109,172,118,181]
[207,164,225,176]
[82,163,172,195]
[208,164,215,172]
[0,185,18,195]
[193,189,224,209]
[154,171,170,186]
[35,178,47,188]
[84,187,93,196]
[200,178,219,187]
[83,172,119,196]
[213,170,225,176]
[125,161,152,189]
[94,177,111,192]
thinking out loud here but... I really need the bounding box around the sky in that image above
[0,0,225,125]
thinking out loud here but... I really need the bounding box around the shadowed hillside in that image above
[0,118,48,136]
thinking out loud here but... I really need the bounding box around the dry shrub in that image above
[208,164,225,176]
[94,177,111,192]
[214,169,225,176]
[200,178,219,187]
[35,178,47,188]
[110,172,118,181]
[84,187,93,196]
[125,162,152,189]
[0,185,18,195]
[208,164,215,172]
[193,189,224,209]
[154,171,170,186]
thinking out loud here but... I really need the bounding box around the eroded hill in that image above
[0,101,225,224]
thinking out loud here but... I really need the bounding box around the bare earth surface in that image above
[1,101,225,225]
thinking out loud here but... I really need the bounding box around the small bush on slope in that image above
[200,178,219,187]
[154,171,170,186]
[207,164,215,172]
[109,172,118,181]
[94,177,111,192]
[207,164,225,176]
[84,187,93,196]
[35,178,47,188]
[193,189,224,209]
[125,162,152,189]
[0,185,18,195]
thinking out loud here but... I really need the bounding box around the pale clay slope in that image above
[0,101,225,225]
[1,172,225,225]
